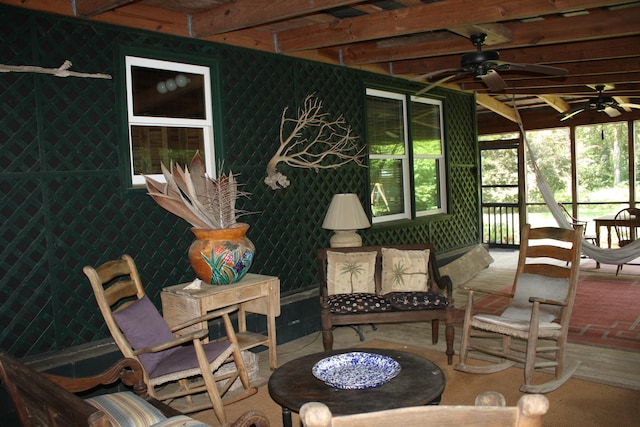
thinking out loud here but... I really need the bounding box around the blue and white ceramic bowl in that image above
[312,352,401,389]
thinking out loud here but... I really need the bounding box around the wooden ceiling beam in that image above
[275,0,636,52]
[203,27,278,52]
[613,96,635,111]
[479,107,640,134]
[447,23,514,45]
[392,36,640,76]
[190,0,362,38]
[455,72,640,95]
[470,84,640,97]
[475,93,519,123]
[453,57,640,86]
[74,0,135,17]
[486,36,640,66]
[340,8,639,66]
[538,95,572,113]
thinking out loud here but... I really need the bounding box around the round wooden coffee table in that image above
[268,348,445,427]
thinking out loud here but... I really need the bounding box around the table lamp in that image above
[322,193,371,247]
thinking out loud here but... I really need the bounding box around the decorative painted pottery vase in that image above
[188,223,255,285]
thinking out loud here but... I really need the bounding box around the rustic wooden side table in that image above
[268,348,445,427]
[161,273,280,369]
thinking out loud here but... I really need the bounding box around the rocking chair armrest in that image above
[169,304,240,332]
[460,286,513,299]
[528,296,566,307]
[133,330,209,355]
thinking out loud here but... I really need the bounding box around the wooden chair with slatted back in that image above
[300,392,549,427]
[613,207,640,275]
[83,254,257,424]
[455,225,582,393]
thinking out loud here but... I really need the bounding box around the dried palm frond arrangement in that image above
[144,152,251,229]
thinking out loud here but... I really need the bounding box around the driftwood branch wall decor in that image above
[0,60,112,79]
[264,94,366,190]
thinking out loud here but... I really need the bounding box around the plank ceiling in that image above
[6,0,640,132]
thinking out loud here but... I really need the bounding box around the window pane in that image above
[414,158,441,211]
[526,128,571,204]
[370,159,404,217]
[131,126,204,175]
[482,187,518,203]
[131,66,205,119]
[482,147,517,186]
[478,132,519,142]
[411,102,441,155]
[367,96,405,155]
[576,122,628,203]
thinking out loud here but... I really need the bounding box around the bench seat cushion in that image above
[385,292,449,310]
[327,292,448,314]
[327,293,392,313]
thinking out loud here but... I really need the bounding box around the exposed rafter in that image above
[190,0,362,38]
[6,0,639,130]
[274,0,631,52]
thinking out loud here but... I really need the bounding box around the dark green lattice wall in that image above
[0,4,479,358]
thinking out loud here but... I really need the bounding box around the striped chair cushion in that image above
[152,415,211,426]
[85,391,166,427]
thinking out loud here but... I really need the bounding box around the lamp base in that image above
[329,230,362,248]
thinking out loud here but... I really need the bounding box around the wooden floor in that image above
[256,249,640,391]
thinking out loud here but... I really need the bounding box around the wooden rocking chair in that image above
[455,225,582,393]
[83,254,257,424]
[613,207,640,275]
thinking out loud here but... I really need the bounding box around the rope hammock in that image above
[514,106,640,266]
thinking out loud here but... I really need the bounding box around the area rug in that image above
[580,259,640,275]
[199,340,640,427]
[471,275,640,351]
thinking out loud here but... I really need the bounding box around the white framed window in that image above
[125,56,215,186]
[411,95,447,217]
[367,88,446,224]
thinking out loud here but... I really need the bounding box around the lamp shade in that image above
[322,193,371,231]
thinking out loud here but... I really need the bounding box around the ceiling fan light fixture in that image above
[560,84,639,120]
[461,50,499,68]
[416,32,573,95]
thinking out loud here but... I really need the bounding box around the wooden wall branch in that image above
[264,94,366,190]
[0,60,111,79]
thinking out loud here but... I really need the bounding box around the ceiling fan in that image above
[413,33,568,95]
[560,85,640,121]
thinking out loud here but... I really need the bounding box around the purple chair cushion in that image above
[150,339,233,378]
[112,296,179,374]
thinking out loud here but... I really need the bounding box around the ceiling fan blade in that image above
[617,103,640,109]
[604,106,622,118]
[479,69,506,92]
[414,74,462,95]
[560,107,586,121]
[500,62,568,76]
[410,68,463,82]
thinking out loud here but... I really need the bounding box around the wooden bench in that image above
[0,353,269,427]
[300,391,549,427]
[317,244,455,364]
